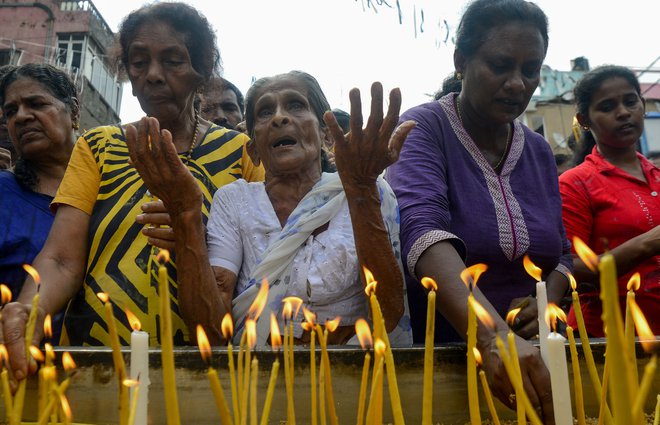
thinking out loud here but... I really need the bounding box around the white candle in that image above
[536,281,550,366]
[130,329,150,425]
[547,331,573,425]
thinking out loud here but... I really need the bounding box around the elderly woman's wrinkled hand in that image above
[125,117,203,218]
[481,333,555,424]
[136,200,176,251]
[324,82,415,187]
[0,301,44,389]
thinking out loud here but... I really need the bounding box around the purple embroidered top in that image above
[386,93,572,342]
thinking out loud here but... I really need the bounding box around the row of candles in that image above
[1,236,658,424]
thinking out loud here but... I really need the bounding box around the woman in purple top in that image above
[386,0,571,421]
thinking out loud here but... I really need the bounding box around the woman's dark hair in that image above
[244,70,331,140]
[572,65,642,165]
[117,2,221,83]
[0,63,79,190]
[434,73,464,99]
[456,0,549,59]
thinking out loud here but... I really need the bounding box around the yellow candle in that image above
[507,329,525,424]
[128,383,139,425]
[566,327,586,425]
[354,318,373,425]
[240,320,254,425]
[249,358,258,425]
[632,354,657,419]
[36,379,70,425]
[198,325,233,425]
[260,359,279,425]
[366,339,385,425]
[478,369,501,425]
[237,331,246,425]
[420,277,437,425]
[466,294,481,425]
[1,368,11,422]
[653,395,660,425]
[599,251,634,423]
[13,286,39,425]
[625,273,641,394]
[157,251,181,425]
[319,350,326,425]
[316,324,338,425]
[598,358,610,425]
[227,341,239,425]
[282,323,295,425]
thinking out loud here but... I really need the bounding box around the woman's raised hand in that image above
[323,82,415,186]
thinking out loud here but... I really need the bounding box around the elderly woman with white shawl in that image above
[129,70,414,347]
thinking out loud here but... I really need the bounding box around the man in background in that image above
[200,76,244,130]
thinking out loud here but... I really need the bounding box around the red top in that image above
[560,146,660,337]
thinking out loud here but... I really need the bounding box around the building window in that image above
[56,34,85,71]
[0,49,22,66]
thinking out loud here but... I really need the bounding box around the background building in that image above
[0,0,122,131]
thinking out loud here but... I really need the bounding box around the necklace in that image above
[184,110,200,164]
[455,95,512,171]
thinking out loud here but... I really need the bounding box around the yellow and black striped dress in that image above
[54,124,263,346]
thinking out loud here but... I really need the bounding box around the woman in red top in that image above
[560,65,660,337]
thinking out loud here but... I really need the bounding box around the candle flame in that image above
[460,263,488,290]
[420,277,438,291]
[29,345,44,363]
[573,236,599,273]
[470,298,495,330]
[355,318,373,350]
[22,264,41,285]
[196,325,211,362]
[363,266,377,296]
[45,343,55,362]
[473,347,483,366]
[125,308,142,331]
[43,314,52,339]
[122,378,139,388]
[522,255,542,281]
[302,307,317,326]
[62,352,76,371]
[221,313,233,340]
[325,317,341,332]
[0,344,8,366]
[270,313,282,351]
[282,300,293,321]
[155,249,170,264]
[301,321,313,332]
[544,303,567,333]
[629,299,659,352]
[283,296,303,320]
[246,319,257,349]
[0,284,11,305]
[506,307,522,326]
[568,272,577,292]
[248,279,269,320]
[627,272,641,291]
[43,366,56,381]
[374,339,386,355]
[60,394,72,420]
[96,292,109,303]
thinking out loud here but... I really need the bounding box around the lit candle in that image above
[317,318,340,425]
[237,331,246,425]
[420,277,437,425]
[249,358,258,425]
[97,292,129,425]
[302,308,318,425]
[14,264,41,425]
[156,250,181,425]
[628,297,659,423]
[470,297,543,425]
[0,345,12,422]
[599,250,634,423]
[36,378,70,425]
[625,272,641,392]
[473,348,501,425]
[506,308,525,424]
[318,347,326,425]
[545,303,573,425]
[363,267,404,425]
[460,264,487,425]
[283,296,303,396]
[222,314,239,425]
[523,255,549,366]
[566,326,586,425]
[59,392,72,425]
[126,308,149,425]
[197,325,233,425]
[28,345,46,420]
[354,319,373,425]
[260,314,281,425]
[282,302,296,425]
[241,320,256,425]
[123,379,139,425]
[366,338,386,425]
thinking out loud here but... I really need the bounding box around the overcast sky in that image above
[92,0,660,123]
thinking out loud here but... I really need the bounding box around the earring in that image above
[455,72,463,81]
[582,125,589,131]
[73,122,80,130]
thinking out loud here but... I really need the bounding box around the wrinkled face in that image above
[582,77,645,149]
[2,77,75,160]
[250,75,325,176]
[201,87,243,129]
[127,20,201,122]
[459,23,545,124]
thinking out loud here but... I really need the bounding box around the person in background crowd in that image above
[646,150,660,167]
[386,0,569,419]
[0,65,16,170]
[560,65,660,336]
[129,69,415,346]
[0,2,264,385]
[0,63,80,342]
[200,76,244,129]
[554,153,572,175]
